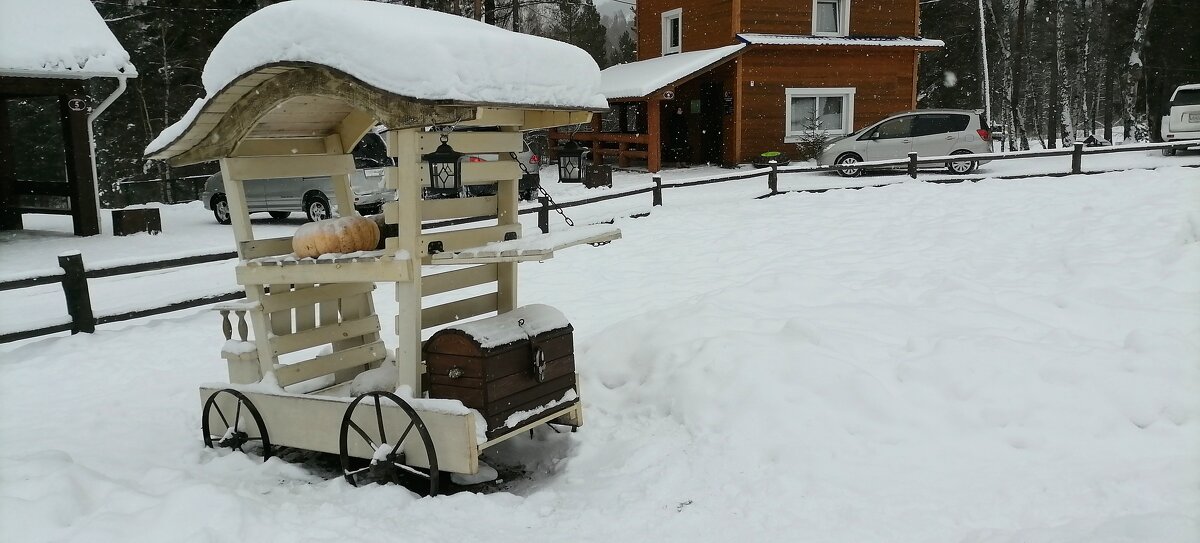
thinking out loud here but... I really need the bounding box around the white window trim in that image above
[661,8,682,55]
[812,0,851,37]
[784,87,856,141]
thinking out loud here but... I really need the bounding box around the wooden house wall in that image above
[735,47,918,161]
[636,0,735,60]
[739,0,920,36]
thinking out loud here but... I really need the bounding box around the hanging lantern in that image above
[421,133,465,198]
[556,140,589,183]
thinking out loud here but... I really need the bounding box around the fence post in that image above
[57,252,95,334]
[768,160,779,194]
[1071,142,1084,174]
[652,175,663,207]
[538,196,550,234]
[908,152,918,179]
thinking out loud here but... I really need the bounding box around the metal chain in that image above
[513,151,576,227]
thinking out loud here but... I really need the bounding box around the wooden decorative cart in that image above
[146,42,617,494]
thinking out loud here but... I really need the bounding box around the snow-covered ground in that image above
[2,164,1198,542]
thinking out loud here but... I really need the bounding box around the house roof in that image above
[0,0,137,79]
[737,33,945,49]
[601,44,746,100]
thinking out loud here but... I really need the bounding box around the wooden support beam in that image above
[647,98,662,173]
[223,154,354,180]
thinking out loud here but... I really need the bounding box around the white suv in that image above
[818,109,994,177]
[1161,83,1200,155]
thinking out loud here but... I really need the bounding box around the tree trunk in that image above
[1047,0,1060,148]
[1123,0,1155,142]
[512,0,520,32]
[1056,1,1074,144]
[1010,0,1030,150]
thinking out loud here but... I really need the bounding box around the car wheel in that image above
[212,194,232,225]
[946,150,977,174]
[1162,147,1177,157]
[835,153,863,177]
[268,211,290,220]
[305,194,331,222]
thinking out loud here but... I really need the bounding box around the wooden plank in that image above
[235,257,412,285]
[233,137,328,157]
[240,236,294,259]
[224,154,354,180]
[422,265,497,296]
[422,293,498,329]
[460,108,525,127]
[415,196,498,221]
[420,224,522,257]
[292,284,317,332]
[200,387,480,474]
[418,160,521,187]
[260,282,373,313]
[269,315,380,356]
[522,110,594,130]
[269,284,293,335]
[417,131,523,154]
[220,158,256,252]
[389,128,424,392]
[274,341,387,387]
[481,402,580,448]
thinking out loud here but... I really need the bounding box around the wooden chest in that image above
[424,305,579,439]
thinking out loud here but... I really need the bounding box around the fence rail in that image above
[3,139,1196,344]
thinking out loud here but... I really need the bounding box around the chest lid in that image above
[425,304,572,357]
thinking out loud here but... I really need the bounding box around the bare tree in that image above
[1122,0,1155,142]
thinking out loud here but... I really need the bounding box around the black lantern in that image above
[421,133,465,198]
[556,140,589,183]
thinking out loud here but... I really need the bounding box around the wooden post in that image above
[538,196,550,234]
[908,152,918,179]
[652,175,663,206]
[768,161,779,194]
[647,98,662,173]
[0,97,21,230]
[58,252,94,334]
[1071,142,1084,174]
[61,89,100,236]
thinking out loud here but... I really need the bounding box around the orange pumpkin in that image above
[292,215,380,258]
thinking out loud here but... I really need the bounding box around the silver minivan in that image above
[818,109,994,177]
[202,132,395,224]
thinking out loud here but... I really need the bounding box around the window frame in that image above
[784,87,856,140]
[661,8,683,55]
[812,0,851,37]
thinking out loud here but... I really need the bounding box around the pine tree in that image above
[551,0,608,68]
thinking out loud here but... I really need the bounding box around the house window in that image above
[785,87,856,139]
[813,0,849,36]
[662,8,682,55]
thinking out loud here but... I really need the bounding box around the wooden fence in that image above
[2,139,1195,344]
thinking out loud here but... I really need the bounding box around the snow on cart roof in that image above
[145,0,606,160]
[601,44,746,100]
[0,0,137,79]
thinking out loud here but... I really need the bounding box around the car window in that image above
[352,133,392,169]
[1173,89,1200,106]
[871,116,914,140]
[912,114,970,137]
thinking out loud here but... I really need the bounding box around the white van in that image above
[1161,83,1200,155]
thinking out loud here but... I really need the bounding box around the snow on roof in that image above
[0,0,137,79]
[738,34,945,48]
[200,1,603,109]
[601,44,746,100]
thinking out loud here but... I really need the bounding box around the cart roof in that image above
[145,0,605,163]
[0,0,137,79]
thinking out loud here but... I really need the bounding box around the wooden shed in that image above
[551,0,942,172]
[0,0,137,235]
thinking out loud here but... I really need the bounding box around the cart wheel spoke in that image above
[347,420,377,450]
[375,401,387,445]
[391,461,430,479]
[212,403,230,428]
[389,421,415,456]
[234,400,243,430]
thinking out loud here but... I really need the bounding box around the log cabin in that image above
[551,0,943,172]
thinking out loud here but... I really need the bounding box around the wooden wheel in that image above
[339,391,440,496]
[201,389,272,460]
